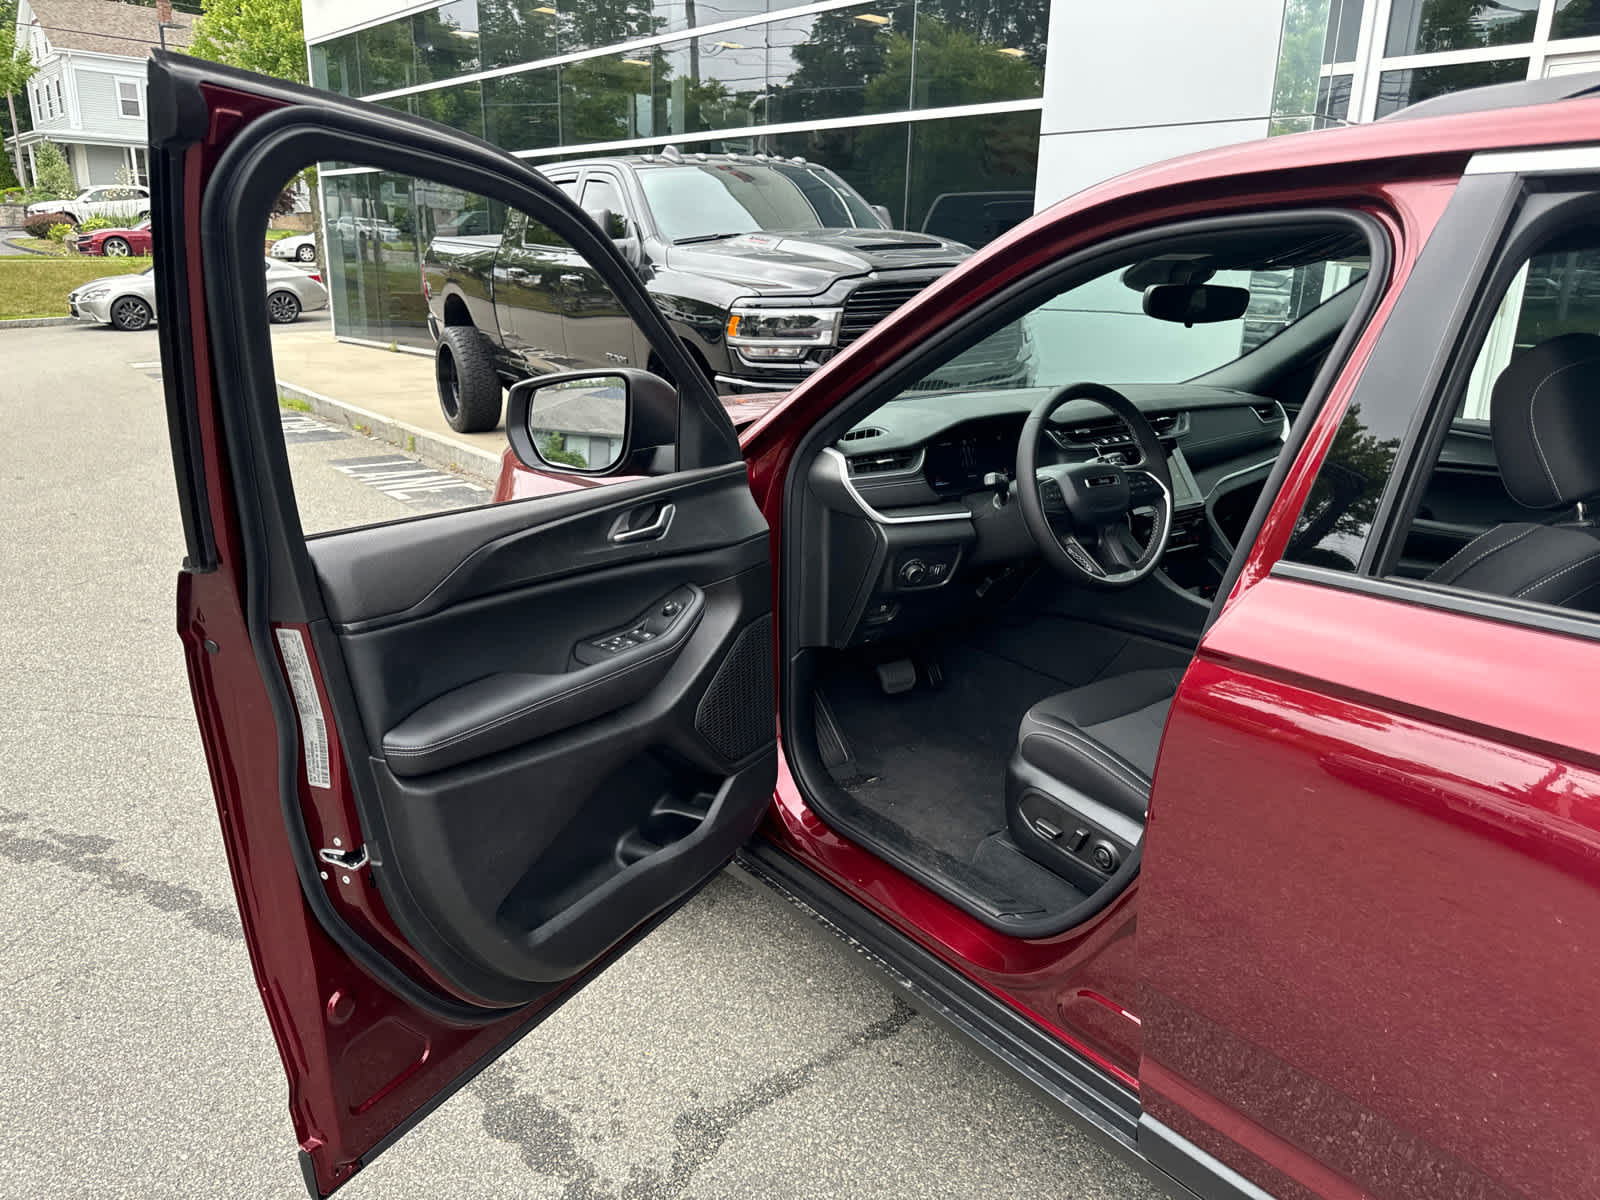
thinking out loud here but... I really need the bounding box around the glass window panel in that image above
[766,3,914,125]
[412,1,483,84]
[558,55,656,143]
[1553,0,1600,40]
[1315,72,1352,128]
[310,34,358,95]
[379,82,486,139]
[910,10,1045,110]
[483,71,562,151]
[1385,0,1537,56]
[655,36,771,136]
[1374,59,1526,117]
[480,0,562,70]
[1270,0,1334,136]
[904,108,1038,244]
[1323,0,1363,63]
[357,17,419,94]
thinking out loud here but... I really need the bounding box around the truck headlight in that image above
[726,304,840,362]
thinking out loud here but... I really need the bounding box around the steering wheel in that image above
[1015,383,1175,589]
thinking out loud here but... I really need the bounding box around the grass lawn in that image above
[0,256,153,319]
[10,236,74,256]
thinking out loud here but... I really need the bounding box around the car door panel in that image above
[150,53,774,1195]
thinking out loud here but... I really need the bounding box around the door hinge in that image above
[318,844,369,872]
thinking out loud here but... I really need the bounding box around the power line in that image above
[27,21,192,50]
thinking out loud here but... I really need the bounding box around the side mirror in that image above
[592,207,643,268]
[1142,283,1251,326]
[869,203,893,228]
[506,369,678,477]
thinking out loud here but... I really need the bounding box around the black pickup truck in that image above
[422,149,1023,432]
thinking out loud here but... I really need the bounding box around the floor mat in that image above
[822,644,1067,865]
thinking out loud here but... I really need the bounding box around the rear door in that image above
[150,54,776,1196]
[1138,157,1600,1196]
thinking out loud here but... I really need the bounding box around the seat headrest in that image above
[1492,331,1600,510]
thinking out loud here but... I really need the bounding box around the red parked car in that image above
[75,217,154,257]
[150,51,1600,1200]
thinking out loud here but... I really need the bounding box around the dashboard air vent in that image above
[849,451,919,476]
[841,426,886,442]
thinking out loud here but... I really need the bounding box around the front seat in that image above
[1006,332,1600,887]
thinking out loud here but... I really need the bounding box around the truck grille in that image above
[838,281,932,346]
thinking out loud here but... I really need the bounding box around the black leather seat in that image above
[1426,332,1600,610]
[1006,332,1600,882]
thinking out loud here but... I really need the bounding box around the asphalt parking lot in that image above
[0,320,1167,1199]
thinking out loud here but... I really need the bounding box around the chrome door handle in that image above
[610,503,675,544]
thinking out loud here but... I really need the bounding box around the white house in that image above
[6,0,193,190]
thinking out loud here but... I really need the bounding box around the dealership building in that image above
[301,0,1600,346]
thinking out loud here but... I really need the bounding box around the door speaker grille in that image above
[695,614,775,763]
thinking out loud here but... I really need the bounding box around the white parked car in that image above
[68,259,329,331]
[27,185,151,225]
[270,233,318,262]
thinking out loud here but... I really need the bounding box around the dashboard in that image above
[804,383,1288,647]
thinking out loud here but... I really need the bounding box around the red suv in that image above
[151,52,1600,1200]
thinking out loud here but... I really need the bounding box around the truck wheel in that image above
[435,325,502,433]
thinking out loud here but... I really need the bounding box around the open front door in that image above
[149,54,776,1196]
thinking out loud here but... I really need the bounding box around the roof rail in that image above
[1382,69,1600,121]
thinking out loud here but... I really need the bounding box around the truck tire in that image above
[435,325,502,433]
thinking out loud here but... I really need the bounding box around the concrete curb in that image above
[1,236,59,257]
[0,315,76,328]
[276,379,502,487]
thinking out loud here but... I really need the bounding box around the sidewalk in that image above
[271,329,505,484]
[271,329,786,487]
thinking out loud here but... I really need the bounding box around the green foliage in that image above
[78,215,121,233]
[46,221,73,242]
[0,152,17,192]
[188,0,308,84]
[31,142,73,198]
[0,13,38,185]
[1269,0,1329,135]
[22,213,59,237]
[538,430,590,469]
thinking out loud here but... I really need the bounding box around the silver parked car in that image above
[67,259,329,331]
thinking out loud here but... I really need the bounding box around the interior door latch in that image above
[318,844,369,871]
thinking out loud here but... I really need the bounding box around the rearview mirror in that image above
[870,203,893,227]
[1142,283,1251,326]
[506,368,679,477]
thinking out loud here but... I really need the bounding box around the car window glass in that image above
[639,162,880,242]
[268,165,679,536]
[1386,219,1600,617]
[880,229,1369,401]
[581,176,624,221]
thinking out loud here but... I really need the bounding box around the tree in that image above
[188,0,308,85]
[32,140,73,198]
[0,13,37,188]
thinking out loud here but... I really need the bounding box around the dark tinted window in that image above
[638,163,878,242]
[1323,0,1363,62]
[1551,0,1600,40]
[1386,0,1536,55]
[1374,59,1527,117]
[1283,403,1403,571]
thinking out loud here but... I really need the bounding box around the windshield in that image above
[640,162,884,243]
[891,233,1371,399]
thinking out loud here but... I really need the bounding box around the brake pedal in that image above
[875,658,917,695]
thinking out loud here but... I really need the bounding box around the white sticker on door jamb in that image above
[275,627,333,789]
